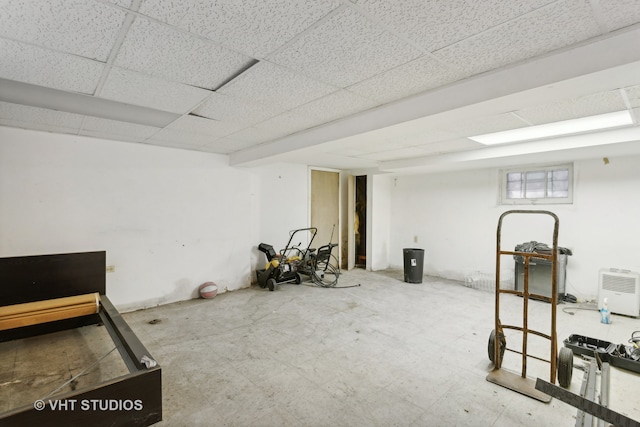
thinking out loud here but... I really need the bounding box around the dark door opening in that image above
[355,175,367,268]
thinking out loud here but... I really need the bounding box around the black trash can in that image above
[403,248,425,283]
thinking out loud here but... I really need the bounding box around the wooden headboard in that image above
[0,251,106,307]
[0,251,106,340]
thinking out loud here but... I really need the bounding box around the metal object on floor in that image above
[535,376,640,427]
[576,359,597,427]
[597,362,610,427]
[486,210,573,401]
[257,227,317,291]
[257,226,341,290]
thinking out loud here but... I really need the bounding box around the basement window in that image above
[500,164,573,205]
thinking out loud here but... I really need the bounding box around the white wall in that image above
[387,156,640,300]
[0,127,310,312]
[369,174,392,270]
[252,162,309,267]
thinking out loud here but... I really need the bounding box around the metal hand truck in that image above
[486,210,573,402]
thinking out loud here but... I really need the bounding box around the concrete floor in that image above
[2,268,639,426]
[122,268,640,426]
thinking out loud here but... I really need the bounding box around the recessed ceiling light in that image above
[469,110,634,145]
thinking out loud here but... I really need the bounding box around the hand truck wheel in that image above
[488,329,506,365]
[557,347,573,388]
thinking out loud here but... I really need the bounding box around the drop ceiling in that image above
[1,0,639,173]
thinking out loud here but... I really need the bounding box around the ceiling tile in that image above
[147,128,218,146]
[80,117,160,141]
[252,110,322,136]
[324,147,370,157]
[359,146,428,161]
[516,90,628,124]
[198,144,233,155]
[440,112,529,138]
[138,0,341,58]
[217,61,336,110]
[412,138,481,155]
[0,0,126,61]
[144,138,211,151]
[292,89,378,124]
[0,101,84,129]
[343,136,415,153]
[107,0,132,7]
[351,0,556,52]
[99,67,211,114]
[215,137,265,153]
[0,120,77,136]
[357,138,479,161]
[114,16,253,90]
[225,126,289,144]
[391,128,462,147]
[193,92,277,125]
[347,55,466,105]
[625,84,640,108]
[0,39,104,94]
[434,0,602,75]
[597,0,640,32]
[164,115,245,137]
[267,7,423,87]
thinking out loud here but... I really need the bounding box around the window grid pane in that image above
[506,172,524,199]
[502,165,572,204]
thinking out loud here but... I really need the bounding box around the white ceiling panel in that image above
[625,85,640,108]
[351,0,556,52]
[434,0,602,75]
[381,128,463,148]
[325,147,370,157]
[114,16,253,90]
[0,0,126,61]
[267,7,423,88]
[225,126,290,144]
[413,138,481,156]
[516,90,628,125]
[292,90,378,124]
[164,115,245,138]
[144,138,210,151]
[193,92,277,125]
[342,135,419,153]
[198,144,234,155]
[138,0,342,58]
[0,101,84,129]
[347,55,466,105]
[0,39,104,94]
[147,128,218,146]
[252,110,322,136]
[106,0,132,8]
[0,120,78,136]
[80,116,160,141]
[1,0,640,171]
[440,112,528,138]
[215,137,267,152]
[597,0,640,32]
[359,146,430,161]
[99,67,212,114]
[217,61,336,110]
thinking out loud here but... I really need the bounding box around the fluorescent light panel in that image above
[470,110,633,145]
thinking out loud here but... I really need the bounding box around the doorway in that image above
[355,175,367,268]
[310,169,340,263]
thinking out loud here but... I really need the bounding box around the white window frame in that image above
[500,163,573,205]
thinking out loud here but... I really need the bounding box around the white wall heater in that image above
[598,268,640,318]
